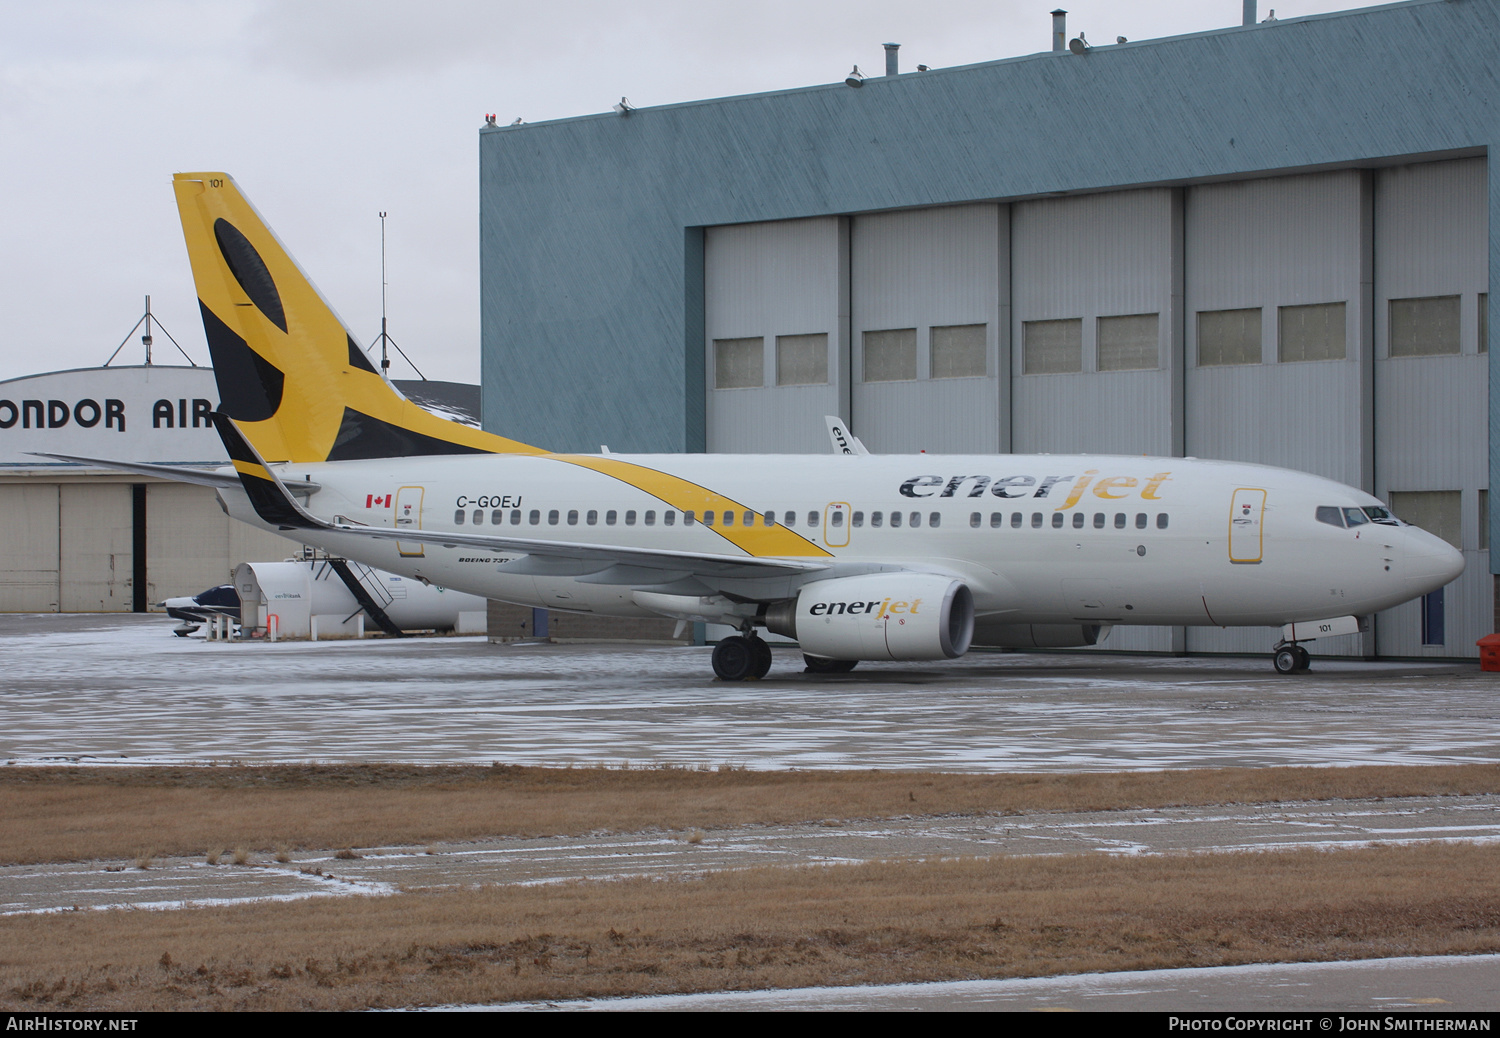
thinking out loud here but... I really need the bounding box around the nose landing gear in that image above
[1272,641,1311,674]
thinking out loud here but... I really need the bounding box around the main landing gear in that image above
[1272,642,1311,675]
[712,631,774,681]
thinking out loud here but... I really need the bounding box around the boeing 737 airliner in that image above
[47,174,1466,680]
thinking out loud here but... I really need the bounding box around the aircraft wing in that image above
[210,414,830,583]
[27,453,322,493]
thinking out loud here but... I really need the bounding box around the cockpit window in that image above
[1362,505,1403,526]
[1342,507,1369,528]
[1316,506,1345,528]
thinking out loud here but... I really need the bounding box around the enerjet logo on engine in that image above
[808,598,922,618]
[900,471,1172,509]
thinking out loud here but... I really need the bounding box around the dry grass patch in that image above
[1,843,1496,1011]
[1,762,1496,866]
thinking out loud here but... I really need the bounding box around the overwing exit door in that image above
[1229,488,1266,563]
[395,486,425,557]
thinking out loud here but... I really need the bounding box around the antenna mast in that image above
[103,294,197,367]
[367,211,426,380]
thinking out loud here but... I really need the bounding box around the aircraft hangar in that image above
[477,0,1497,660]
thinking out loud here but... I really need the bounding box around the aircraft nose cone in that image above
[1404,529,1465,592]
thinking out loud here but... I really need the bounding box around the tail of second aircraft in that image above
[173,172,541,464]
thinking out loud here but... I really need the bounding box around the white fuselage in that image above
[219,452,1463,630]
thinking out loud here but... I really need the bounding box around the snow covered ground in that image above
[0,614,1493,770]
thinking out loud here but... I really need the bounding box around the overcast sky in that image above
[1,0,1374,385]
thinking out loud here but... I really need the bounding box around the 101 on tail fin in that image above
[173,172,541,463]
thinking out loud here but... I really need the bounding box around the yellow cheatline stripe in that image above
[550,455,834,558]
[231,459,275,481]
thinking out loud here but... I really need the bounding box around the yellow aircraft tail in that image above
[173,172,541,463]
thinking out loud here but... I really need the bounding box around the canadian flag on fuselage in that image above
[366,494,391,508]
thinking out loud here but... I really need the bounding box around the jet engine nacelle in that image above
[970,621,1108,649]
[768,573,975,661]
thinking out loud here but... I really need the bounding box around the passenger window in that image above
[910,512,922,528]
[1011,513,1022,529]
[1052,513,1064,529]
[990,512,1003,528]
[853,511,866,527]
[567,509,578,525]
[454,509,465,525]
[548,509,559,525]
[491,509,503,525]
[625,510,637,525]
[970,512,981,528]
[644,510,656,526]
[684,511,696,525]
[1114,513,1126,529]
[831,511,844,527]
[606,510,617,525]
[722,511,734,527]
[1342,507,1369,527]
[1316,506,1345,528]
[664,511,676,526]
[761,511,773,526]
[1156,513,1169,529]
[782,511,794,527]
[808,511,820,527]
[1135,513,1147,529]
[510,509,521,524]
[473,509,484,525]
[890,511,903,528]
[1093,513,1105,529]
[1072,512,1084,529]
[871,512,883,528]
[529,510,541,525]
[586,509,598,525]
[1031,513,1042,528]
[929,512,941,528]
[744,511,755,526]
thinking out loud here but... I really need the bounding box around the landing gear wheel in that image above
[803,654,858,674]
[750,637,773,679]
[1273,647,1299,675]
[712,636,756,681]
[1294,646,1311,672]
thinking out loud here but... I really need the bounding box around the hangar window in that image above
[454,510,465,525]
[1023,319,1082,374]
[970,512,981,528]
[776,333,829,386]
[890,511,902,528]
[1198,308,1262,366]
[870,511,883,528]
[1279,302,1346,362]
[1480,490,1489,550]
[586,509,598,525]
[1481,295,1489,354]
[1097,313,1159,371]
[714,337,764,389]
[548,509,559,525]
[492,509,504,525]
[1390,296,1460,357]
[605,510,617,525]
[567,509,579,525]
[1389,491,1462,549]
[931,324,987,379]
[625,510,638,525]
[529,510,541,525]
[863,328,918,382]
